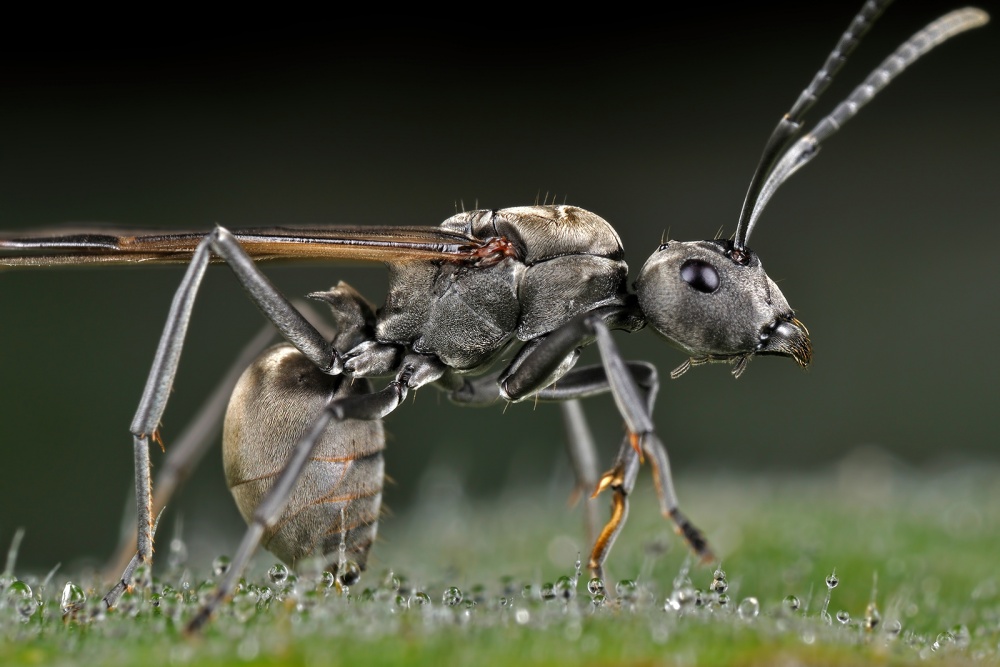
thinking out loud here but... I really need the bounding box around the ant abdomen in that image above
[223,343,385,569]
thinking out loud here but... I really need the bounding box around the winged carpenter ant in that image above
[0,2,989,632]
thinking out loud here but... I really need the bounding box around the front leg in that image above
[499,309,713,576]
[590,322,713,566]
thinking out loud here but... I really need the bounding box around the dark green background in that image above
[1,2,997,571]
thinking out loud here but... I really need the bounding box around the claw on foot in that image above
[591,467,621,498]
[669,508,715,564]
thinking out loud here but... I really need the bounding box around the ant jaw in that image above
[756,317,812,368]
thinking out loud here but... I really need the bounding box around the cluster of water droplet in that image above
[0,537,996,666]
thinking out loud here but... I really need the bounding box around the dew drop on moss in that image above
[60,582,86,615]
[615,579,638,601]
[555,575,575,601]
[338,560,361,587]
[442,586,463,606]
[212,555,231,578]
[864,602,881,630]
[737,597,759,619]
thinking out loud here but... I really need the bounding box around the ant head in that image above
[634,239,811,375]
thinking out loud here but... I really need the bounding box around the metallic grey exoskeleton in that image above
[0,1,987,633]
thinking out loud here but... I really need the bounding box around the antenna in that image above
[733,4,989,252]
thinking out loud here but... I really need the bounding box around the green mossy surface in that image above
[2,468,998,666]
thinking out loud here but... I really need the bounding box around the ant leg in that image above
[559,400,601,549]
[537,362,656,569]
[589,322,713,566]
[103,509,166,607]
[105,321,277,585]
[107,299,334,582]
[186,354,440,633]
[548,364,712,572]
[500,312,712,573]
[115,229,339,604]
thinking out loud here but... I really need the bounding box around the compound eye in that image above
[679,259,720,293]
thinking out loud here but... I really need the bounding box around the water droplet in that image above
[8,580,36,621]
[949,624,971,649]
[383,571,401,591]
[499,575,516,597]
[232,588,257,623]
[394,594,409,610]
[521,584,536,600]
[60,582,86,615]
[6,580,32,599]
[554,575,575,601]
[412,591,431,606]
[737,597,759,619]
[717,593,730,608]
[591,593,606,608]
[884,619,902,636]
[168,536,188,568]
[442,586,463,606]
[783,594,800,612]
[932,630,954,651]
[320,571,336,590]
[268,563,288,586]
[587,577,605,596]
[713,568,726,581]
[15,596,38,622]
[515,608,530,624]
[540,582,556,601]
[212,555,231,578]
[338,560,361,587]
[615,579,638,601]
[836,610,850,624]
[864,602,881,630]
[826,572,839,589]
[710,577,728,594]
[673,587,695,610]
[236,636,259,661]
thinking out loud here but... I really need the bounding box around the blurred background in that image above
[1,1,997,573]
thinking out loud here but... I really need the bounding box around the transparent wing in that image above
[0,224,515,269]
